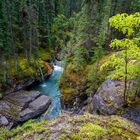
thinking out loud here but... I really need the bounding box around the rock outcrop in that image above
[0,90,51,128]
[91,80,125,115]
[1,113,140,140]
[0,115,9,126]
[122,106,140,124]
[1,62,53,95]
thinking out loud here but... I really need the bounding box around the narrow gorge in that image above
[0,0,140,140]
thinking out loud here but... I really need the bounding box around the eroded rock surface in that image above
[1,113,140,140]
[0,115,9,126]
[0,90,51,128]
[122,106,140,124]
[91,80,124,115]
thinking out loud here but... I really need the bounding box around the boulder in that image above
[122,106,140,124]
[0,115,9,126]
[0,90,51,128]
[19,108,35,122]
[91,80,124,115]
[19,95,51,122]
[29,95,51,111]
[4,90,41,108]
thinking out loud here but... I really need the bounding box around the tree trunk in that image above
[124,46,128,105]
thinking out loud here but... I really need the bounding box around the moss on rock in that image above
[0,49,53,93]
[0,113,140,140]
[59,54,110,108]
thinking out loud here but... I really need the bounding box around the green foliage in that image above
[0,92,3,99]
[70,123,107,140]
[101,13,140,80]
[0,119,48,140]
[0,114,140,140]
[73,46,89,71]
[86,64,106,94]
[0,0,82,87]
[101,48,140,80]
[132,0,140,12]
[100,13,140,103]
[39,48,53,62]
[109,13,140,37]
[51,14,74,49]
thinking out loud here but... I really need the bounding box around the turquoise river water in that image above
[33,64,63,120]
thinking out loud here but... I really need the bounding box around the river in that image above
[32,63,63,120]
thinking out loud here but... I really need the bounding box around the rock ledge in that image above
[0,90,51,128]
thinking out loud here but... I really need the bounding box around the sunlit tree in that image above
[101,13,140,104]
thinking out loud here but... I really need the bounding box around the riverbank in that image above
[0,48,54,97]
[0,59,54,128]
[31,63,63,120]
[0,90,51,129]
[0,61,64,129]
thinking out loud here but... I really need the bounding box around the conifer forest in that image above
[0,0,140,140]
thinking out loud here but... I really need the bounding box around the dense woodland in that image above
[0,0,140,88]
[0,0,81,91]
[59,0,140,108]
[1,0,140,139]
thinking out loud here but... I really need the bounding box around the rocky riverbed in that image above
[0,90,51,129]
